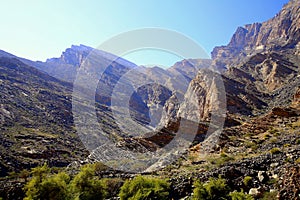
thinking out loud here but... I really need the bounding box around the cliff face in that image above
[46,45,93,67]
[171,0,300,127]
[212,0,300,69]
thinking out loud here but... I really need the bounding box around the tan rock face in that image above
[211,0,300,69]
[239,53,298,92]
[178,70,225,121]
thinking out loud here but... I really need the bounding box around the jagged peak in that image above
[211,0,299,67]
[69,44,94,52]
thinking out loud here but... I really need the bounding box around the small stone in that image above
[270,162,279,168]
[249,188,261,197]
[258,171,265,182]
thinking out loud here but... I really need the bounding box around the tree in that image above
[23,163,50,200]
[68,164,107,200]
[119,175,170,200]
[23,164,70,200]
[39,172,70,200]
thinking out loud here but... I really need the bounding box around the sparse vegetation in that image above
[207,153,234,167]
[244,141,258,151]
[269,147,281,154]
[243,176,252,186]
[119,175,170,200]
[1,1,300,199]
[23,163,107,200]
[69,164,107,200]
[192,177,230,200]
[23,163,70,200]
[292,120,300,129]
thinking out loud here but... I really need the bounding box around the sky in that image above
[0,0,289,67]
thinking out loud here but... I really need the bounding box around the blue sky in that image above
[0,0,289,66]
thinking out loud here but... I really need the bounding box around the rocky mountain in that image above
[212,0,300,70]
[0,44,212,174]
[0,57,88,177]
[0,0,300,199]
[202,0,299,117]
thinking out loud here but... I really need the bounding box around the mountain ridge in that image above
[0,0,300,199]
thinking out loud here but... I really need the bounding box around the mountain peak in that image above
[70,44,94,52]
[211,0,300,66]
[46,44,93,66]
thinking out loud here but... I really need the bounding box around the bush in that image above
[193,176,230,200]
[24,164,70,200]
[208,153,234,167]
[39,172,70,200]
[269,147,281,154]
[229,190,254,200]
[104,178,124,198]
[119,175,170,200]
[243,176,252,186]
[69,164,107,200]
[24,163,107,200]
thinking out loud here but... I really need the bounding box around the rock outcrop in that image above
[212,0,300,69]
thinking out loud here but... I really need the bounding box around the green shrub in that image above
[23,163,108,200]
[296,139,300,145]
[23,164,70,200]
[283,143,291,148]
[104,178,124,198]
[269,147,281,154]
[208,153,234,167]
[39,172,70,200]
[229,190,254,200]
[69,164,107,200]
[193,177,230,200]
[245,141,258,151]
[243,176,252,186]
[119,175,170,200]
[264,133,271,139]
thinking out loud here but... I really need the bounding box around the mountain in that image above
[190,0,300,117]
[211,0,300,70]
[0,44,212,173]
[0,0,300,199]
[0,57,89,177]
[153,1,299,199]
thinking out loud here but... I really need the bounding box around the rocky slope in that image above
[179,0,300,119]
[0,0,299,199]
[0,57,88,177]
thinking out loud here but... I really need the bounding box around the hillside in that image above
[0,0,299,199]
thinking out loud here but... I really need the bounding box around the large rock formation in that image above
[212,0,300,70]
